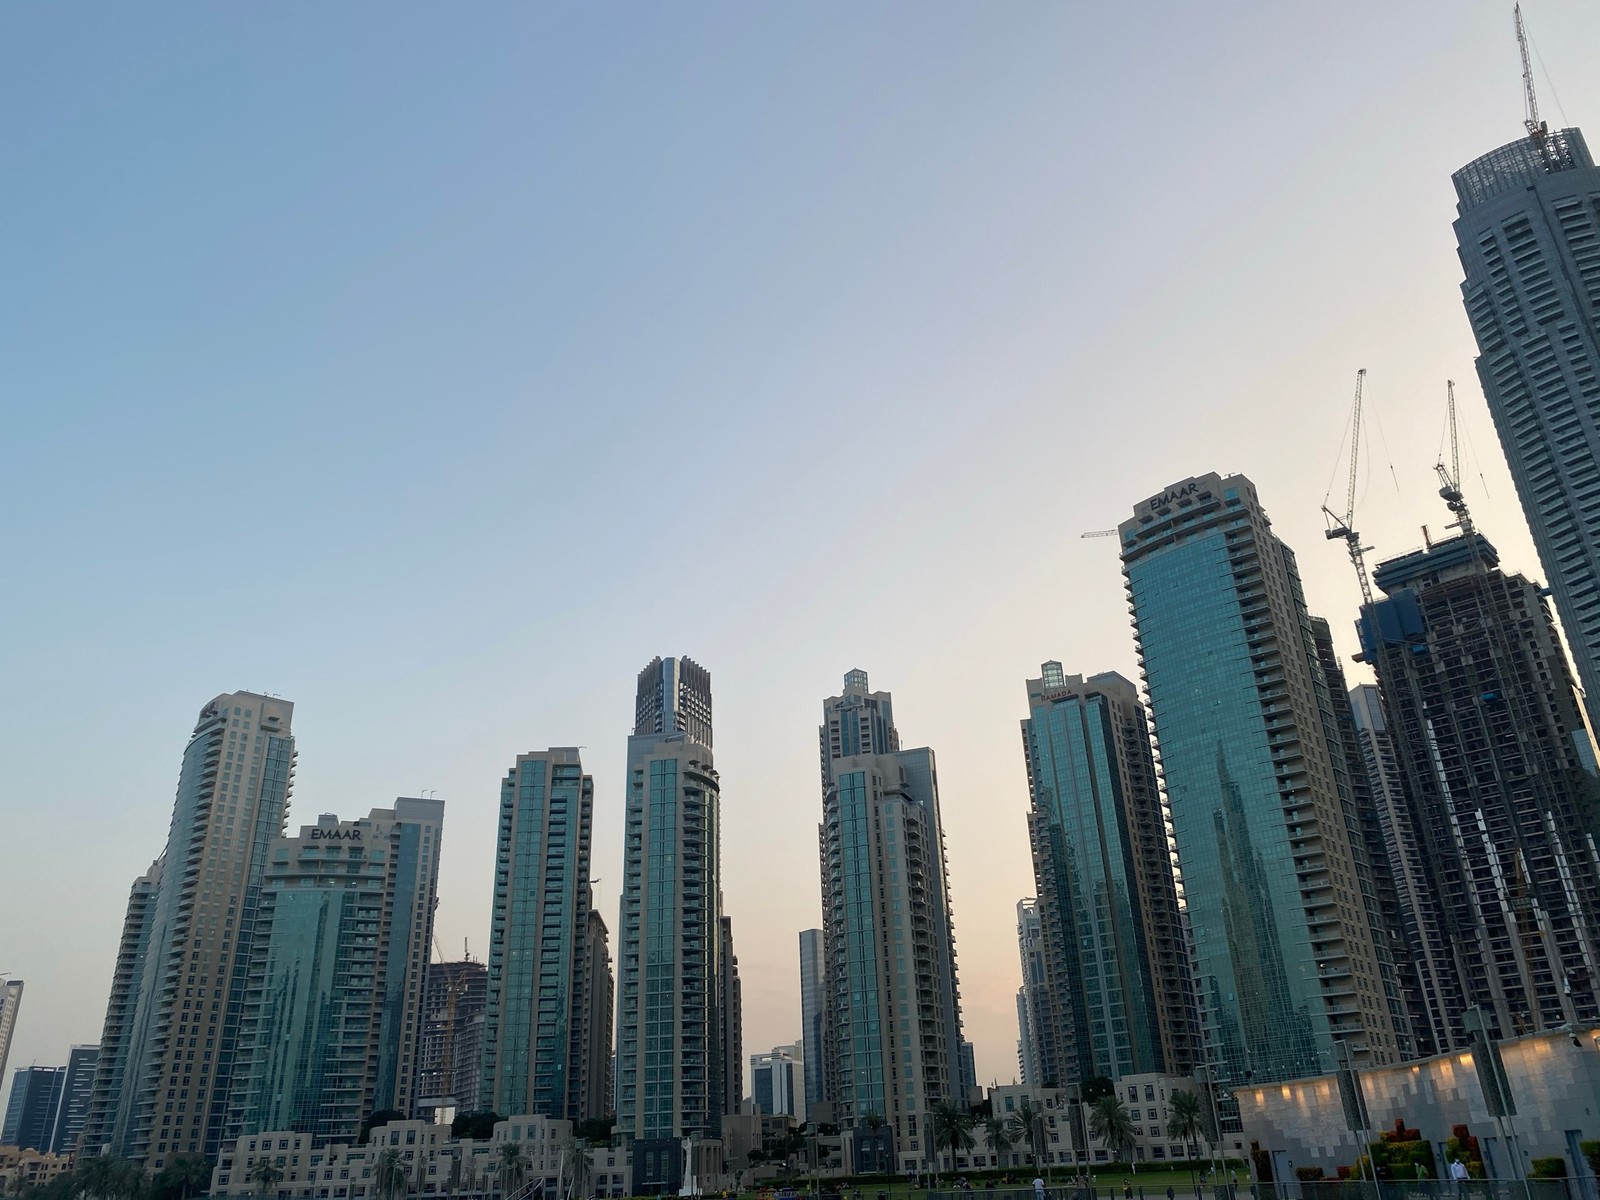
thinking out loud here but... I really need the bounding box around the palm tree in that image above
[247,1159,283,1200]
[1088,1096,1136,1165]
[1007,1099,1045,1172]
[559,1137,592,1200]
[1167,1091,1205,1188]
[930,1101,975,1181]
[498,1143,529,1200]
[983,1116,1016,1169]
[375,1150,410,1200]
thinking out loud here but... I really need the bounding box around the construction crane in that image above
[1080,529,1116,539]
[1322,368,1376,608]
[1436,380,1477,538]
[1516,4,1545,143]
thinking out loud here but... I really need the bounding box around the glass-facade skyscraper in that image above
[1454,125,1600,736]
[3,1067,66,1152]
[480,749,606,1121]
[1120,474,1399,1083]
[1358,530,1600,1043]
[228,798,444,1144]
[1020,666,1194,1085]
[86,692,296,1167]
[818,670,964,1171]
[798,929,826,1118]
[1014,899,1046,1087]
[617,656,735,1162]
[82,863,160,1157]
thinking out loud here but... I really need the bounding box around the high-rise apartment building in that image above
[718,916,743,1120]
[582,906,614,1122]
[82,863,160,1157]
[617,657,733,1149]
[229,800,444,1143]
[85,692,296,1167]
[1120,475,1399,1082]
[818,670,963,1169]
[1020,666,1194,1086]
[1014,899,1047,1087]
[0,980,22,1099]
[1308,620,1418,1060]
[1453,123,1600,736]
[797,929,826,1118]
[1358,530,1600,1042]
[51,1045,101,1155]
[481,749,603,1121]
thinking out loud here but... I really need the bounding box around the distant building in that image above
[418,959,488,1115]
[582,906,614,1122]
[719,916,743,1119]
[1014,900,1046,1087]
[49,1045,100,1155]
[797,930,826,1116]
[1453,123,1600,737]
[1358,531,1600,1042]
[1020,665,1195,1084]
[228,799,445,1144]
[2,1068,65,1152]
[818,670,964,1170]
[0,981,21,1099]
[749,1046,802,1120]
[481,749,603,1121]
[1120,475,1400,1081]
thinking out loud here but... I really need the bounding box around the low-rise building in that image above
[0,1147,74,1192]
[211,1116,626,1200]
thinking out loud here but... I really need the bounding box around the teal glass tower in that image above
[1120,475,1399,1083]
[1020,666,1194,1086]
[480,748,605,1121]
[228,798,444,1143]
[818,670,964,1171]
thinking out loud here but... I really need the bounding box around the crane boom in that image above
[1436,380,1476,538]
[1323,369,1375,608]
[1516,4,1542,139]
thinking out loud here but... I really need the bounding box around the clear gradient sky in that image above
[5,2,1600,1100]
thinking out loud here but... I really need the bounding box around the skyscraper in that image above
[718,916,743,1120]
[481,749,601,1121]
[817,670,963,1170]
[419,959,488,1115]
[0,980,22,1102]
[228,799,444,1144]
[1120,475,1399,1082]
[2,1067,65,1152]
[1453,122,1600,736]
[82,862,160,1157]
[582,906,615,1122]
[1358,529,1600,1042]
[616,657,732,1156]
[50,1045,102,1155]
[85,692,296,1167]
[797,929,826,1118]
[749,1046,803,1120]
[1020,666,1194,1085]
[1014,900,1046,1087]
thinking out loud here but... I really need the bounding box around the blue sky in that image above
[5,2,1600,1095]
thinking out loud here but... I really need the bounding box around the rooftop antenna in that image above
[1436,380,1477,538]
[1323,368,1376,608]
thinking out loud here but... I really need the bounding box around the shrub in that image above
[1581,1142,1600,1178]
[1530,1159,1567,1179]
[1295,1167,1326,1182]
